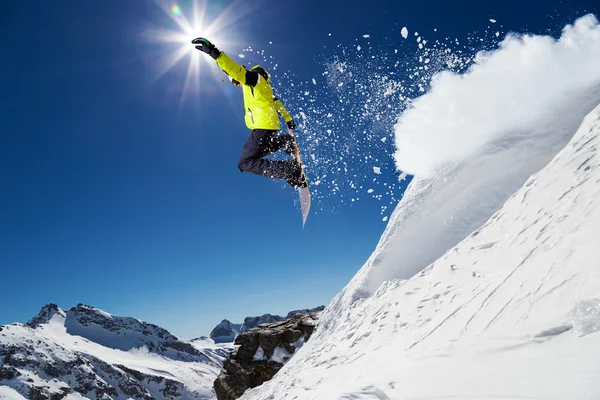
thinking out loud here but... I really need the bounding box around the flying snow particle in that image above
[373,166,381,174]
[490,19,497,23]
[363,34,370,38]
[382,216,389,222]
[357,45,362,51]
[401,27,408,39]
[327,129,332,134]
[312,78,317,85]
[269,41,273,44]
[367,189,374,193]
[496,32,500,37]
[381,137,387,143]
[238,54,245,58]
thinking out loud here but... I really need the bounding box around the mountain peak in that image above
[3,303,229,399]
[26,303,66,328]
[210,319,241,343]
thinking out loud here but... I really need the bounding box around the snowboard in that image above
[287,128,311,228]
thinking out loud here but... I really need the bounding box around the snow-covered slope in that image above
[0,304,233,399]
[242,104,600,399]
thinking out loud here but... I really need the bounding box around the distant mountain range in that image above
[0,303,233,399]
[209,306,325,343]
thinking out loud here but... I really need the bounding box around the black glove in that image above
[192,38,221,60]
[286,120,296,130]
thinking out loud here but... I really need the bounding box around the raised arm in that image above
[192,38,259,86]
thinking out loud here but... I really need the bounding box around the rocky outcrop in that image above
[214,312,321,400]
[239,315,283,334]
[210,306,325,343]
[286,305,325,319]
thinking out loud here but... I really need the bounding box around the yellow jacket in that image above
[216,52,292,130]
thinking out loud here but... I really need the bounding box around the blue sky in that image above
[1,0,598,338]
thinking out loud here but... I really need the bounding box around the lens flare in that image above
[145,0,260,108]
[171,4,182,18]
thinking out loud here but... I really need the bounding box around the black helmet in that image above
[250,65,270,82]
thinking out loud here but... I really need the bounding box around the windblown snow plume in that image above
[353,14,600,294]
[395,14,600,176]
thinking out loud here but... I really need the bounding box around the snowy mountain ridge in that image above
[0,304,233,399]
[241,104,600,398]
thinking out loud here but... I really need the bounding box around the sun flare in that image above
[145,0,251,104]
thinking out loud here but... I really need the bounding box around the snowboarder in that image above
[192,37,307,188]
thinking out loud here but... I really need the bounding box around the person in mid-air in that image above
[192,37,307,188]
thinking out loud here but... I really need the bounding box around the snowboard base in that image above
[288,128,311,228]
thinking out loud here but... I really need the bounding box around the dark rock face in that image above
[285,305,325,319]
[214,312,321,400]
[239,315,283,333]
[0,366,19,380]
[210,319,240,341]
[210,306,325,343]
[26,303,65,328]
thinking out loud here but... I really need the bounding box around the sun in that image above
[145,0,255,104]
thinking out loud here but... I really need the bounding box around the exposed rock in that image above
[27,303,66,328]
[210,306,325,343]
[214,312,321,400]
[239,315,284,334]
[285,305,325,319]
[210,319,242,343]
[0,366,19,380]
[28,386,49,400]
[162,380,182,399]
[118,376,153,400]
